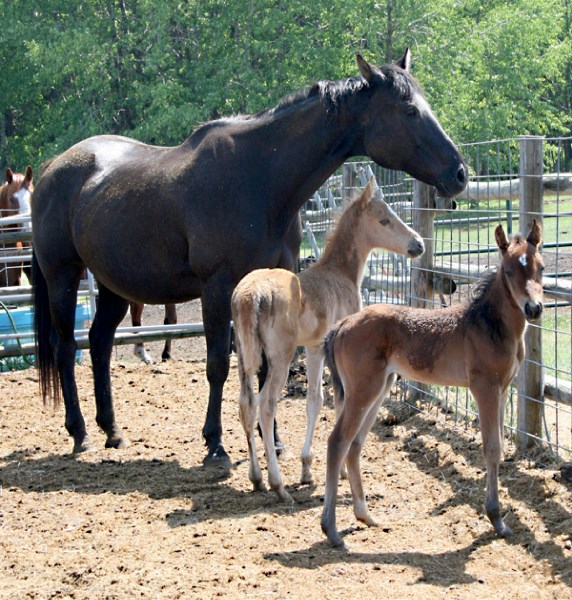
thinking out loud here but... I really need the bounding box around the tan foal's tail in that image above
[231,286,264,377]
[323,321,345,404]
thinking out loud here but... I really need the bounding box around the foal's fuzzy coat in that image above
[321,221,544,547]
[231,178,424,502]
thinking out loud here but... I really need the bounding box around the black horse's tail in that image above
[323,322,344,405]
[32,251,60,405]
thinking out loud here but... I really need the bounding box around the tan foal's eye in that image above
[380,218,390,226]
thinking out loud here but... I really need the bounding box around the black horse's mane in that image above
[257,63,420,118]
[187,63,419,144]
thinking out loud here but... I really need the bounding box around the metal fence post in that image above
[516,135,544,450]
[410,180,435,308]
[406,181,435,402]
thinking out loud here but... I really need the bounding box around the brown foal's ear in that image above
[5,167,14,184]
[495,224,509,254]
[526,219,543,248]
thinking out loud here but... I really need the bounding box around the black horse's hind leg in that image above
[161,303,177,361]
[48,273,92,453]
[201,273,234,468]
[89,283,130,449]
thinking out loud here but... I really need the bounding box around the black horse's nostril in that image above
[456,164,467,185]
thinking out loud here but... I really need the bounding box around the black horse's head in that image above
[356,49,467,198]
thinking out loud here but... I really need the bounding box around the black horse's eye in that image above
[380,218,390,226]
[405,105,418,117]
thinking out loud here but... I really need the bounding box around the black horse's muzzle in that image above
[437,162,468,198]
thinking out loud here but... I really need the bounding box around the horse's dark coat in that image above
[32,51,467,463]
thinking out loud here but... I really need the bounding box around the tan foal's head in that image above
[359,176,425,258]
[495,219,544,322]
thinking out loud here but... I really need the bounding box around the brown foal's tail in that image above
[323,322,344,404]
[32,251,60,405]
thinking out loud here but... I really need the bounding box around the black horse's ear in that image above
[526,219,543,248]
[25,165,33,182]
[356,54,374,82]
[495,224,509,254]
[395,48,411,72]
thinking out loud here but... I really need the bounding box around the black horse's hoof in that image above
[203,444,233,469]
[105,435,130,449]
[72,436,95,454]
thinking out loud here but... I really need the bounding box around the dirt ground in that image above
[1,300,571,599]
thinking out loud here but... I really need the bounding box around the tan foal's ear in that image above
[495,224,509,254]
[526,219,542,248]
[359,176,375,209]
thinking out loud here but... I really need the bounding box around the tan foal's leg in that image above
[237,349,264,492]
[300,346,325,484]
[259,351,296,503]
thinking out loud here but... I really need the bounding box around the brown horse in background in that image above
[129,302,177,363]
[232,178,424,502]
[321,221,544,548]
[0,166,34,287]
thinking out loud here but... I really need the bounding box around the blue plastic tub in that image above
[0,304,92,355]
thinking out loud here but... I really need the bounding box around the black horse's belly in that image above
[74,207,201,304]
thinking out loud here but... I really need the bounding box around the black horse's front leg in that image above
[201,275,234,468]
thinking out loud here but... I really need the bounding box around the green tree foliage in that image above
[1,0,571,171]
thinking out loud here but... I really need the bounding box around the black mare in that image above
[32,50,467,465]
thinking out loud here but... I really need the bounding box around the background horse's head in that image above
[495,220,544,322]
[356,49,467,198]
[0,166,34,216]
